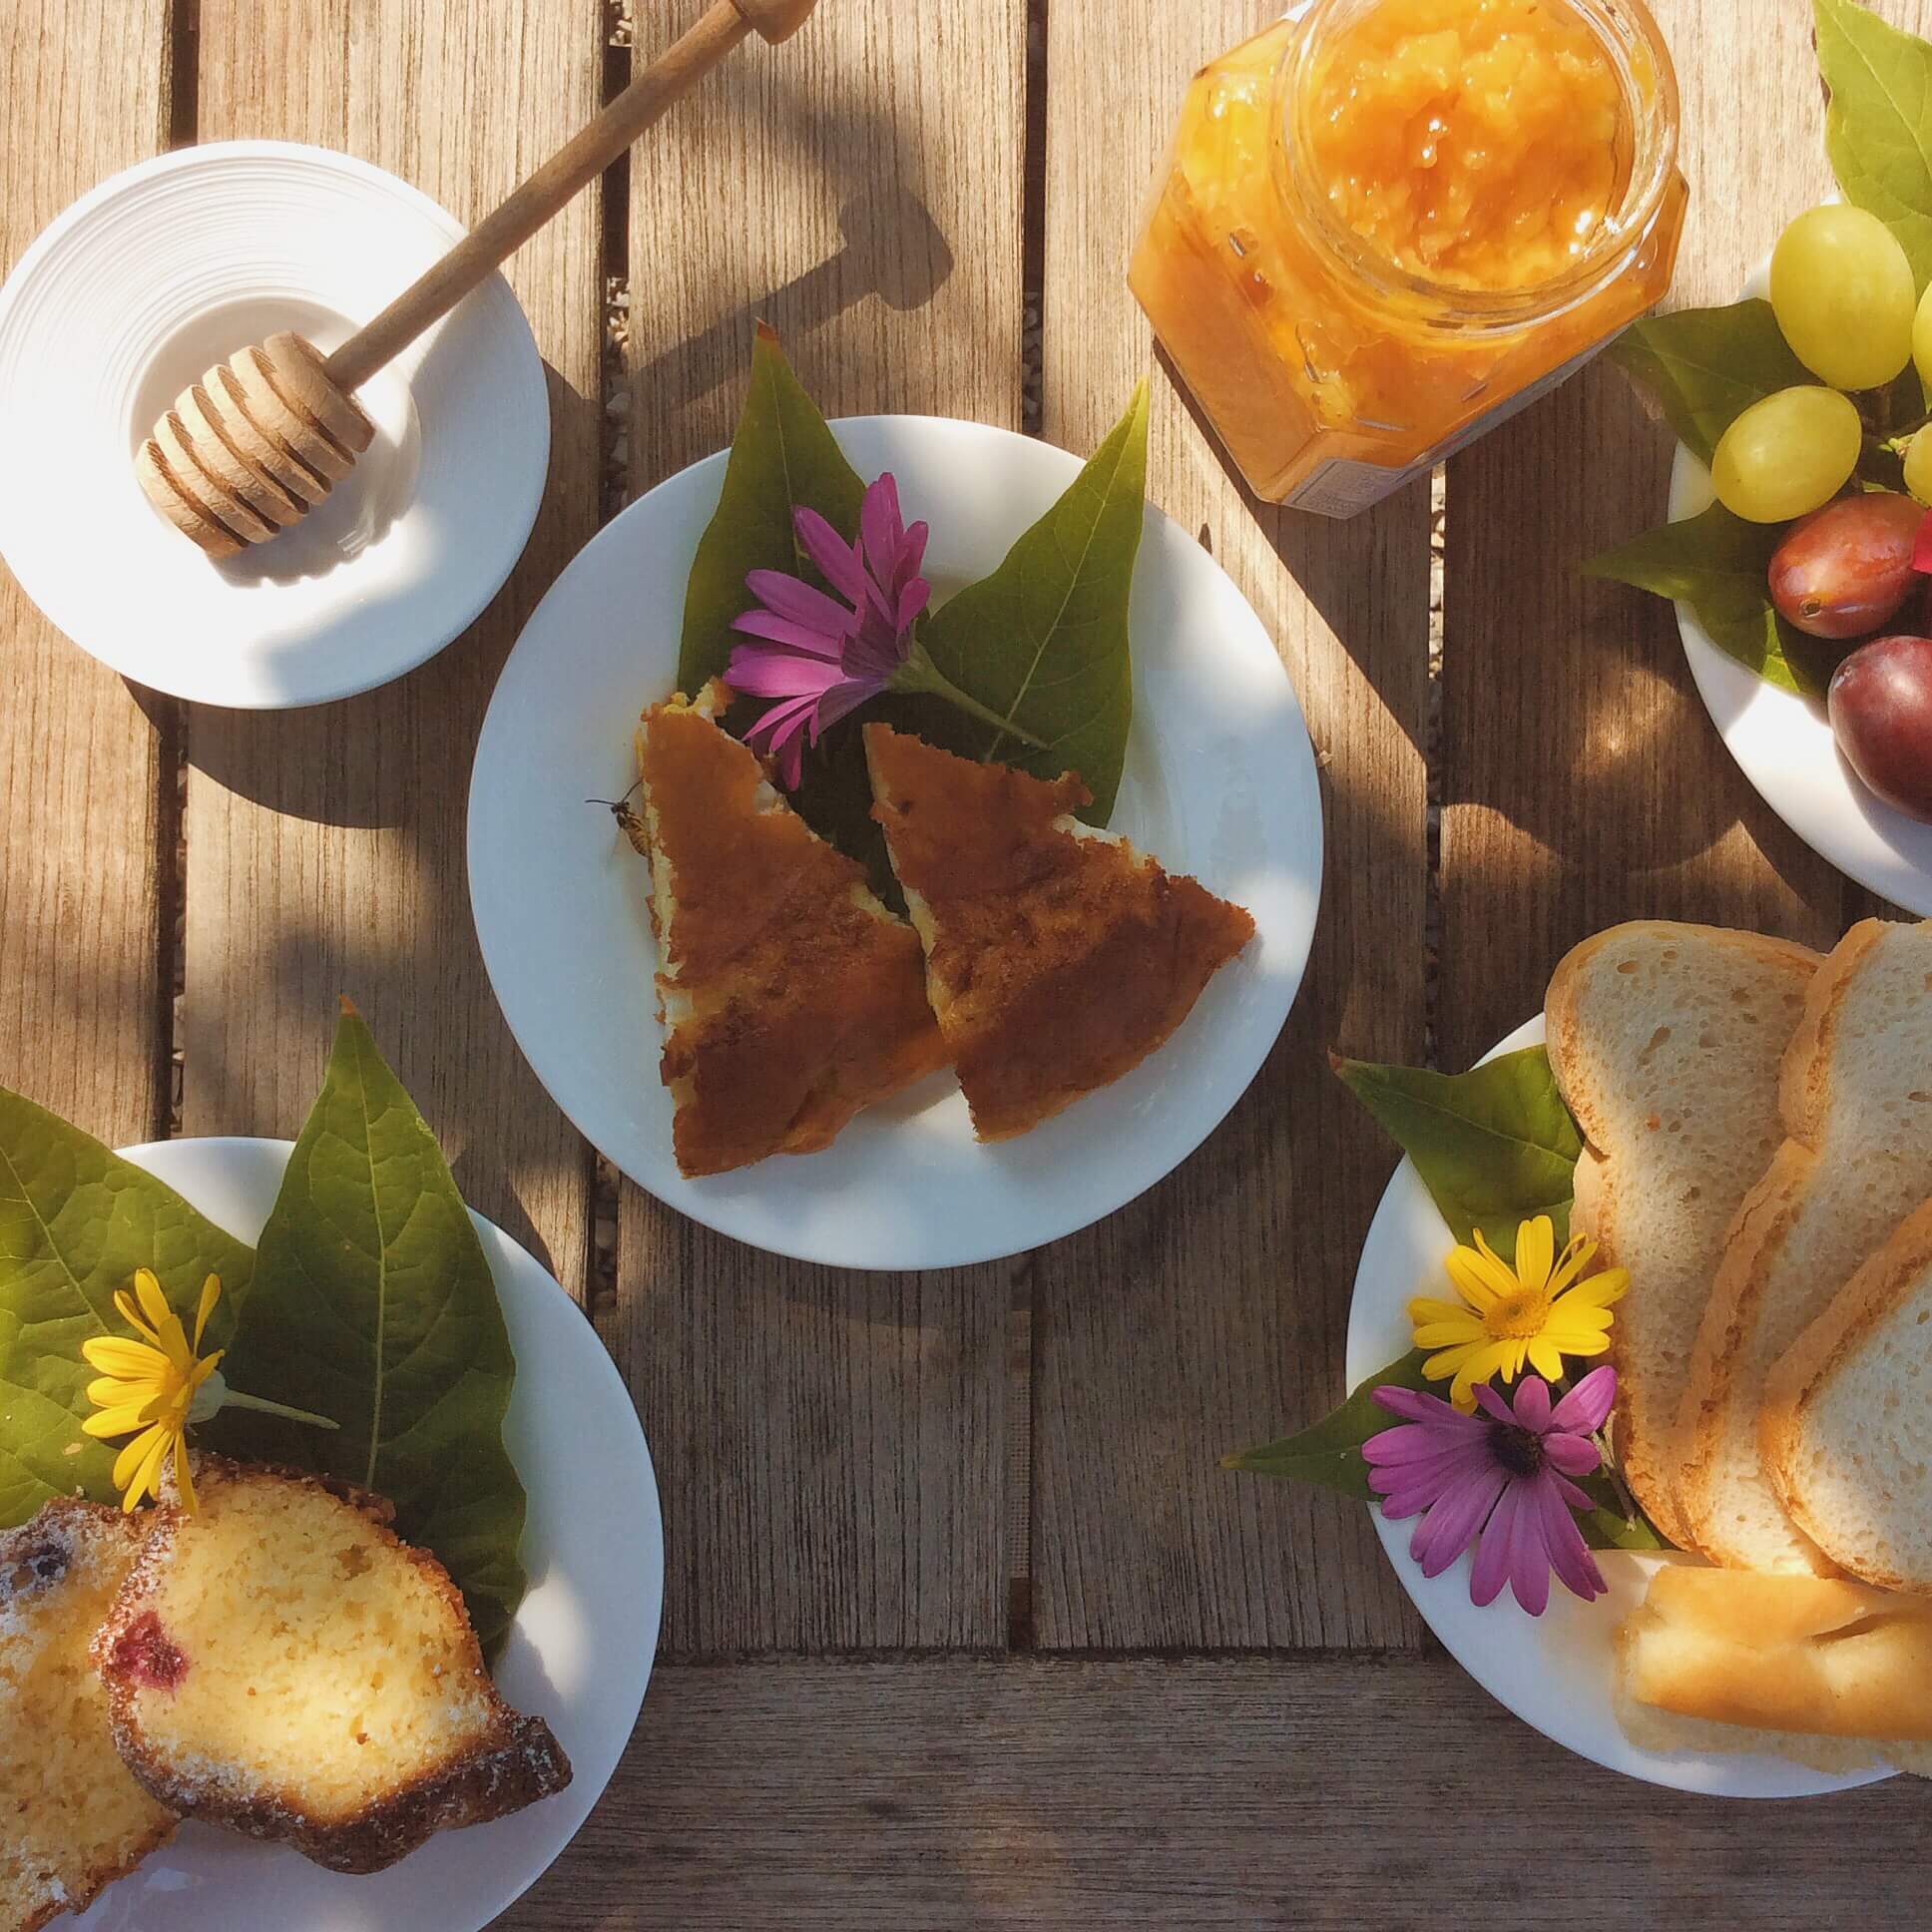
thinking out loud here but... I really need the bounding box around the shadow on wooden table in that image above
[1151,340,1429,762]
[625,55,979,495]
[1005,346,1433,1655]
[152,356,608,1287]
[1434,359,1858,1068]
[633,181,954,422]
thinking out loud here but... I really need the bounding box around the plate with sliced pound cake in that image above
[1346,917,1932,1793]
[469,414,1322,1268]
[5,1135,661,1932]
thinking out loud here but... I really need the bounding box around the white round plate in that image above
[71,1136,663,1932]
[0,141,548,708]
[469,415,1323,1270]
[1673,256,1932,915]
[1346,1017,1888,1795]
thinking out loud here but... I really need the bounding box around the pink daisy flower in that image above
[724,472,930,788]
[1361,1366,1616,1616]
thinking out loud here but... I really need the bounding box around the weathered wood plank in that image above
[1438,0,1932,1069]
[0,2,176,1141]
[499,1654,1924,1929]
[1030,1,1431,1649]
[617,0,1026,1653]
[183,0,603,1293]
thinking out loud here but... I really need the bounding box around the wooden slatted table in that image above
[2,0,1925,1923]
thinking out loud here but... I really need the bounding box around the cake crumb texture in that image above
[94,1459,569,1875]
[0,1500,176,1932]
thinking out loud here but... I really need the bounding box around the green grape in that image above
[1711,386,1863,524]
[1907,426,1932,507]
[1769,205,1915,391]
[1915,281,1932,394]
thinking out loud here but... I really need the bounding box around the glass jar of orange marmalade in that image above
[1130,0,1687,517]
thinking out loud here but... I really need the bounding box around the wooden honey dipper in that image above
[137,0,819,559]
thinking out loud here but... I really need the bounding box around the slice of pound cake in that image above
[94,1460,569,1874]
[1,1500,175,1932]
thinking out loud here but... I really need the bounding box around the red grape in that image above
[1829,635,1932,822]
[1767,493,1925,641]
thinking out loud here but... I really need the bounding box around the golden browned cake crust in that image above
[636,694,948,1177]
[94,1460,570,1876]
[863,724,1255,1141]
[0,1500,176,1932]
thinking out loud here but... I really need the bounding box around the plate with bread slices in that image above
[468,415,1322,1269]
[1348,917,1932,1794]
[27,1135,662,1932]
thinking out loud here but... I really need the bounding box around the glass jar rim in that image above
[1272,0,1683,330]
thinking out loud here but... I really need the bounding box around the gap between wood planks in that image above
[1425,466,1445,1072]
[160,0,198,1137]
[584,0,638,1350]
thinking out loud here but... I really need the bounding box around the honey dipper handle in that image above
[323,0,820,395]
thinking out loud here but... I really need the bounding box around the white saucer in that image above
[468,415,1324,1270]
[70,1136,663,1932]
[0,142,548,709]
[1672,256,1932,915]
[1345,1017,1888,1796]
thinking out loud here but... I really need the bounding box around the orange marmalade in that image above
[1129,0,1686,516]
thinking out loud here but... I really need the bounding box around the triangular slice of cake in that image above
[862,724,1255,1141]
[1,1500,176,1931]
[634,688,948,1177]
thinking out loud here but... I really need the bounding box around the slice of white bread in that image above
[1,1501,176,1932]
[1679,919,1932,1573]
[1614,1562,1932,1776]
[1761,1194,1932,1591]
[1545,922,1819,1545]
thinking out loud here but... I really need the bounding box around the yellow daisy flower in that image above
[80,1269,339,1516]
[1407,1214,1628,1413]
[81,1267,226,1514]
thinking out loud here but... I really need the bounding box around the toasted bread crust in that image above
[1676,1144,1834,1572]
[1545,921,1819,1548]
[1760,1196,1932,1592]
[94,1460,570,1876]
[1776,917,1887,1147]
[1678,919,1932,1573]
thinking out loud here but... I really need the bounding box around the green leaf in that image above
[0,1088,253,1527]
[1607,302,1812,467]
[1331,1047,1583,1262]
[1223,1350,1432,1500]
[1815,0,1932,290]
[1583,502,1845,698]
[672,325,925,898]
[207,1006,526,1655]
[676,321,866,696]
[920,383,1148,823]
[1576,1470,1670,1552]
[768,688,980,909]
